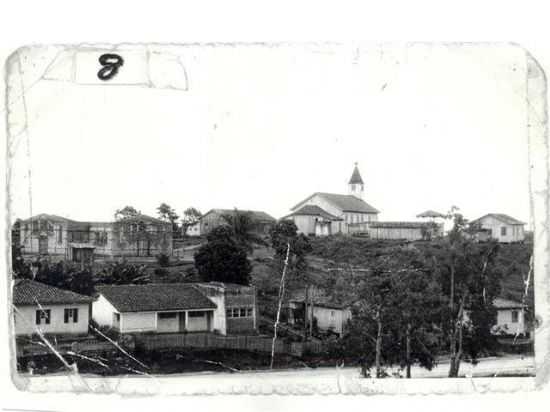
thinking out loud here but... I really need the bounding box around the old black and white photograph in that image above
[2,40,549,398]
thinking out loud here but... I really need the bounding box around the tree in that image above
[220,209,267,252]
[194,226,252,285]
[269,220,312,339]
[422,208,502,377]
[97,260,150,285]
[157,203,180,234]
[181,207,202,236]
[114,205,140,221]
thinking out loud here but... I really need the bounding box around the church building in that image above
[284,163,380,236]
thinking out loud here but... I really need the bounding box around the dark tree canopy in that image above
[195,227,252,285]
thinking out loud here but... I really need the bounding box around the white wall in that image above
[307,305,351,336]
[478,216,525,242]
[121,312,156,333]
[14,303,90,336]
[186,311,209,332]
[92,294,119,328]
[494,308,526,335]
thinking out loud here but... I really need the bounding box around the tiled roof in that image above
[471,213,525,226]
[96,283,217,313]
[493,297,526,309]
[348,164,364,185]
[204,209,276,222]
[284,205,342,221]
[19,213,77,224]
[291,193,379,214]
[13,279,93,305]
[368,221,430,229]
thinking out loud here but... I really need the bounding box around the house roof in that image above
[13,279,93,306]
[471,213,525,226]
[283,205,343,221]
[19,213,77,224]
[416,210,446,219]
[203,209,276,222]
[96,283,217,313]
[291,193,379,214]
[493,297,526,309]
[348,164,364,185]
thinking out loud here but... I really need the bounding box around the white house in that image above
[469,213,526,243]
[93,283,218,334]
[492,298,528,336]
[13,279,92,336]
[285,164,379,236]
[288,298,352,337]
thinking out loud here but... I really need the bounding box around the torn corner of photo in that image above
[6,44,189,92]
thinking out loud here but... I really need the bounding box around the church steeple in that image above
[348,162,364,199]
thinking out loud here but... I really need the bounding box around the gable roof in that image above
[203,209,276,222]
[348,164,364,185]
[19,214,77,224]
[291,192,379,214]
[471,213,525,226]
[416,210,446,219]
[13,279,93,305]
[493,297,526,309]
[283,205,343,221]
[96,283,217,312]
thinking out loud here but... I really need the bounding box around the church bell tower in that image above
[348,162,364,199]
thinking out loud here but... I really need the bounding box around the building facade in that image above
[93,282,257,336]
[16,213,173,262]
[197,209,276,237]
[470,213,526,243]
[285,164,380,236]
[13,279,92,336]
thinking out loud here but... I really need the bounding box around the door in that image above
[39,236,48,255]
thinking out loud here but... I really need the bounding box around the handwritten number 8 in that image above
[97,54,124,81]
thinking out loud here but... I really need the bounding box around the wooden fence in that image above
[134,332,325,357]
[16,336,133,358]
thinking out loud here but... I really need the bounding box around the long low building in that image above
[349,221,444,241]
[14,213,173,263]
[93,282,257,336]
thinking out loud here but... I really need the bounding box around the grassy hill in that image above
[249,236,534,317]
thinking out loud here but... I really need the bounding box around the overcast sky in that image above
[9,43,532,226]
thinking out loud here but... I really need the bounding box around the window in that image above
[114,313,120,322]
[94,231,107,246]
[57,227,63,244]
[188,311,205,318]
[501,226,507,236]
[330,311,335,317]
[64,308,79,323]
[511,310,519,323]
[35,309,51,325]
[227,307,253,318]
[158,312,177,319]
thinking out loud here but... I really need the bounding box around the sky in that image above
[8,43,533,227]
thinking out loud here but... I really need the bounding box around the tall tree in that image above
[269,220,312,339]
[422,208,502,377]
[194,226,252,285]
[220,209,266,252]
[114,205,140,221]
[157,203,180,234]
[181,207,202,236]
